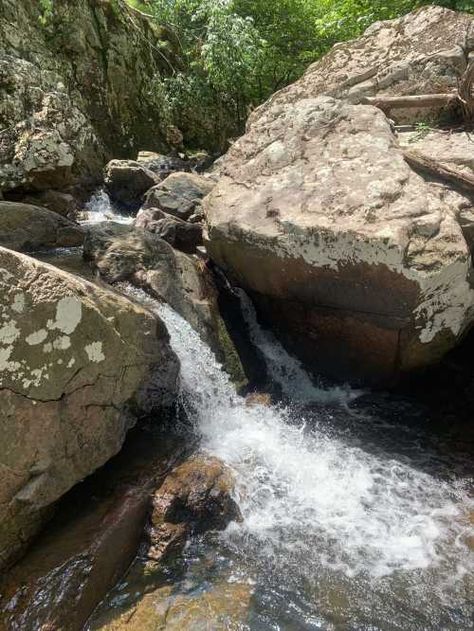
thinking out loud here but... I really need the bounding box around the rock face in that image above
[250,6,474,126]
[0,247,179,569]
[0,201,84,251]
[204,7,474,384]
[143,172,215,221]
[104,160,158,212]
[0,0,175,194]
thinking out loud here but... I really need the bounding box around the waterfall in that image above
[235,287,358,404]
[121,283,474,629]
[82,188,134,225]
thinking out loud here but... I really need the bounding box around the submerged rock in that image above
[90,582,251,631]
[143,172,215,221]
[0,201,84,251]
[104,160,158,212]
[0,247,179,569]
[205,7,474,385]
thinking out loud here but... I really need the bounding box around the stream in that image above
[88,285,474,631]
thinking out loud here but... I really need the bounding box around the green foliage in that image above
[129,0,473,150]
[39,0,54,25]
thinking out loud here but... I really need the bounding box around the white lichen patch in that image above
[85,341,105,363]
[11,293,25,314]
[47,296,82,335]
[53,335,71,351]
[26,329,48,346]
[0,321,21,345]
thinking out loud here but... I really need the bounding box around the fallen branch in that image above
[402,148,474,194]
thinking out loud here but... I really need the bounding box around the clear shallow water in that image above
[116,286,474,630]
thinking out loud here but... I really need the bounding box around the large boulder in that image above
[143,172,215,220]
[0,247,179,568]
[204,92,474,384]
[250,6,474,127]
[0,200,84,251]
[84,223,247,386]
[104,160,158,212]
[135,207,203,253]
[0,0,176,194]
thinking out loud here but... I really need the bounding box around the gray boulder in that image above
[143,172,214,220]
[104,160,158,212]
[0,201,84,251]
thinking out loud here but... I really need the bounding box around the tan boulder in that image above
[0,200,84,251]
[205,94,474,383]
[0,247,179,568]
[250,6,474,128]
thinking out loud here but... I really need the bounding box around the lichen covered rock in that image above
[205,93,474,383]
[0,247,179,568]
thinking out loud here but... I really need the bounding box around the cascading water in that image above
[122,285,474,630]
[81,188,134,225]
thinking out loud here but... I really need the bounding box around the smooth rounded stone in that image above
[84,223,247,387]
[104,160,158,212]
[0,485,151,631]
[142,172,215,220]
[205,92,474,384]
[135,207,203,253]
[0,200,84,251]
[249,6,474,127]
[0,247,179,569]
[90,582,251,630]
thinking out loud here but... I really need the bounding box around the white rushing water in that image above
[124,285,474,627]
[81,188,134,225]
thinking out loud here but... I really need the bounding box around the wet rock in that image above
[245,392,272,407]
[151,454,242,535]
[0,247,179,568]
[143,172,215,221]
[90,582,251,631]
[84,223,247,386]
[0,201,84,251]
[0,485,151,631]
[104,160,158,212]
[205,92,474,384]
[135,207,203,253]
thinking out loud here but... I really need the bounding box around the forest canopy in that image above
[123,0,473,149]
